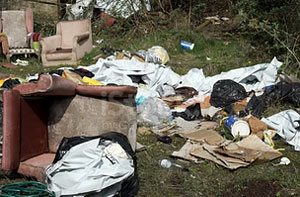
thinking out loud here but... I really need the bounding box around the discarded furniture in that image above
[0,9,41,62]
[2,74,137,182]
[40,19,92,67]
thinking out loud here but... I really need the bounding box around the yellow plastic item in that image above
[263,129,276,148]
[82,76,103,86]
[0,78,7,87]
[62,70,83,85]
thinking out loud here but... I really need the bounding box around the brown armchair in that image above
[2,74,137,182]
[40,19,92,67]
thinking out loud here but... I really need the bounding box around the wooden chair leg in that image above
[6,54,10,63]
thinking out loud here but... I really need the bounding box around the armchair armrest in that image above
[2,90,21,171]
[40,35,62,53]
[73,32,90,45]
[72,31,92,59]
[0,33,9,55]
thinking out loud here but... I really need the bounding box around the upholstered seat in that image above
[40,19,92,66]
[0,9,41,62]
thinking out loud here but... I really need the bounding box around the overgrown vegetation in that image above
[233,0,300,76]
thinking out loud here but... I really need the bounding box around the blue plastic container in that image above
[180,40,195,50]
[224,115,239,131]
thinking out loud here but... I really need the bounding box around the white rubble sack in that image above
[84,58,181,90]
[83,57,282,97]
[46,138,134,196]
[182,57,283,95]
[262,109,300,151]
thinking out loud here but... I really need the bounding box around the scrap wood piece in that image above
[202,144,250,166]
[171,140,200,163]
[248,116,268,139]
[173,117,201,133]
[162,95,184,107]
[191,144,250,170]
[181,129,225,145]
[176,95,211,109]
[233,98,248,114]
[152,124,177,136]
[131,54,145,62]
[190,135,282,169]
[175,117,219,136]
[214,145,261,163]
[235,134,282,161]
[92,54,102,61]
[136,142,146,152]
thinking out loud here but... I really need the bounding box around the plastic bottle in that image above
[159,159,189,171]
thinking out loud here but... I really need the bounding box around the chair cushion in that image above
[46,52,73,61]
[18,153,55,183]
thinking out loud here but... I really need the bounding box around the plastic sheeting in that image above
[188,57,283,95]
[262,109,300,151]
[67,0,151,20]
[82,57,282,98]
[46,138,134,196]
[95,0,151,18]
[83,58,181,89]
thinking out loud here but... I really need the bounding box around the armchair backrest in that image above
[57,19,91,49]
[1,10,33,48]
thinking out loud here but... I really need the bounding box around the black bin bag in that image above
[210,79,247,108]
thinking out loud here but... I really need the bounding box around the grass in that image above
[0,18,299,197]
[136,133,300,196]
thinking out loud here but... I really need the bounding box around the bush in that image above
[233,0,300,75]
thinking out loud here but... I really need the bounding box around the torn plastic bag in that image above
[137,97,172,125]
[267,81,300,104]
[262,110,300,151]
[156,84,175,97]
[210,79,247,108]
[172,103,202,121]
[133,46,170,65]
[147,46,170,64]
[245,94,265,117]
[46,132,139,197]
[246,81,300,117]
